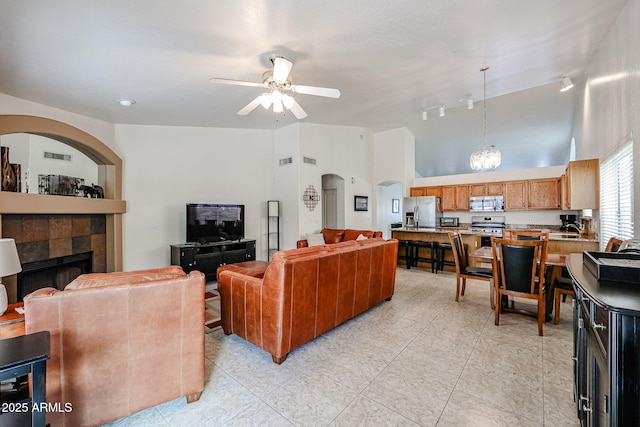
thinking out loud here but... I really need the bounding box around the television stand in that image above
[170,239,256,281]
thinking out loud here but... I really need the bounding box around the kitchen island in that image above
[391,227,599,271]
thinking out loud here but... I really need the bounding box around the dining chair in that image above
[448,231,495,310]
[553,236,623,324]
[605,236,623,252]
[511,230,549,241]
[491,237,547,336]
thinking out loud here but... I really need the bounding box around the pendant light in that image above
[470,67,501,171]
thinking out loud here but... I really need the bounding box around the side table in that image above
[0,302,25,339]
[0,331,50,427]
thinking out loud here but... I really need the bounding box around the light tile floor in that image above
[103,268,579,426]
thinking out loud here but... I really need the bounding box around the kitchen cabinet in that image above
[527,178,561,209]
[563,159,599,210]
[486,182,504,196]
[454,185,469,211]
[424,186,443,198]
[469,182,504,196]
[504,181,527,210]
[441,185,469,211]
[441,186,455,211]
[410,187,426,196]
[567,253,640,427]
[469,183,487,196]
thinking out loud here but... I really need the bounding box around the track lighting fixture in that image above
[560,76,574,92]
[420,96,473,121]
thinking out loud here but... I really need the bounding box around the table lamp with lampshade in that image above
[0,238,22,315]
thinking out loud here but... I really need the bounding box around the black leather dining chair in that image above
[491,238,547,336]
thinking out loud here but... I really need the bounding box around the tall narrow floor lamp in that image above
[0,238,22,315]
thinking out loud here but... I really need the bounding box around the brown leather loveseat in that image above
[218,237,398,363]
[296,228,383,248]
[24,266,205,427]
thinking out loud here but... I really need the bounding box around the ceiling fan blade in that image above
[288,99,308,119]
[290,84,341,98]
[272,57,293,84]
[237,96,263,115]
[210,77,265,88]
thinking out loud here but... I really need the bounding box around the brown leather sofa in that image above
[296,228,383,248]
[218,238,398,364]
[24,266,205,427]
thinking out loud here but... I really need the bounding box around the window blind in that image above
[600,139,634,250]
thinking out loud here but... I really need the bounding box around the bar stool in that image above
[554,276,574,325]
[411,241,439,273]
[397,240,412,269]
[437,242,456,272]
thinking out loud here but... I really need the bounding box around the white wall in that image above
[571,0,640,237]
[274,124,301,250]
[114,124,274,270]
[296,123,374,239]
[376,182,403,238]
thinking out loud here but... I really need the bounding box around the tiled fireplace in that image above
[1,214,107,301]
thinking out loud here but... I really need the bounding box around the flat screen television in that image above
[186,203,244,243]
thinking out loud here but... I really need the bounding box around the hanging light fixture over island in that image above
[470,67,501,171]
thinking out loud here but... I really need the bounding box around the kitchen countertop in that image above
[391,227,599,242]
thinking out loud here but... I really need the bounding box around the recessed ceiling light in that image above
[117,98,136,107]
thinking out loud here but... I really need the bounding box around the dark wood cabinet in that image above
[171,239,256,281]
[567,253,640,427]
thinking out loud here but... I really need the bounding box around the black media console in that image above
[170,239,256,281]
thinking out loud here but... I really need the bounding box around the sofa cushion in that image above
[344,229,374,241]
[322,228,345,244]
[306,233,326,247]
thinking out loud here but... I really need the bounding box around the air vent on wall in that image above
[303,156,317,166]
[43,151,72,161]
[279,157,293,166]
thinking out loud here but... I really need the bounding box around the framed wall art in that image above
[354,195,368,211]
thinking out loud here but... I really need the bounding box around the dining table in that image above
[468,246,569,319]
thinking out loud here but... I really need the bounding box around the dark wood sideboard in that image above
[566,253,640,427]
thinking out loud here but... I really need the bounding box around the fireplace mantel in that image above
[0,115,125,279]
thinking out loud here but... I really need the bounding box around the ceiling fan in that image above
[210,56,340,119]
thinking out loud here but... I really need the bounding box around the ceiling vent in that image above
[279,157,293,166]
[43,151,71,161]
[303,156,317,166]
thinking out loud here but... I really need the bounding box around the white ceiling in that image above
[0,0,628,176]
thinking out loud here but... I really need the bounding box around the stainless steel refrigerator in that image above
[403,196,442,228]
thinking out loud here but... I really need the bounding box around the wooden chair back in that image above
[448,231,467,272]
[511,230,549,241]
[605,237,623,252]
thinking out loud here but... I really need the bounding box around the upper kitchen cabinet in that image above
[410,186,442,198]
[469,182,504,196]
[504,181,527,210]
[527,178,561,209]
[410,187,426,196]
[424,186,443,199]
[441,185,469,211]
[563,159,600,210]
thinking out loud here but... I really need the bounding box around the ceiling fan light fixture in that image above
[259,93,272,109]
[560,76,574,92]
[470,67,501,171]
[272,98,284,113]
[282,94,295,109]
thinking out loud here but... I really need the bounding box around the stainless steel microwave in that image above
[469,195,504,212]
[440,217,460,227]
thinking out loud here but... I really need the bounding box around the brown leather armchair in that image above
[24,266,205,427]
